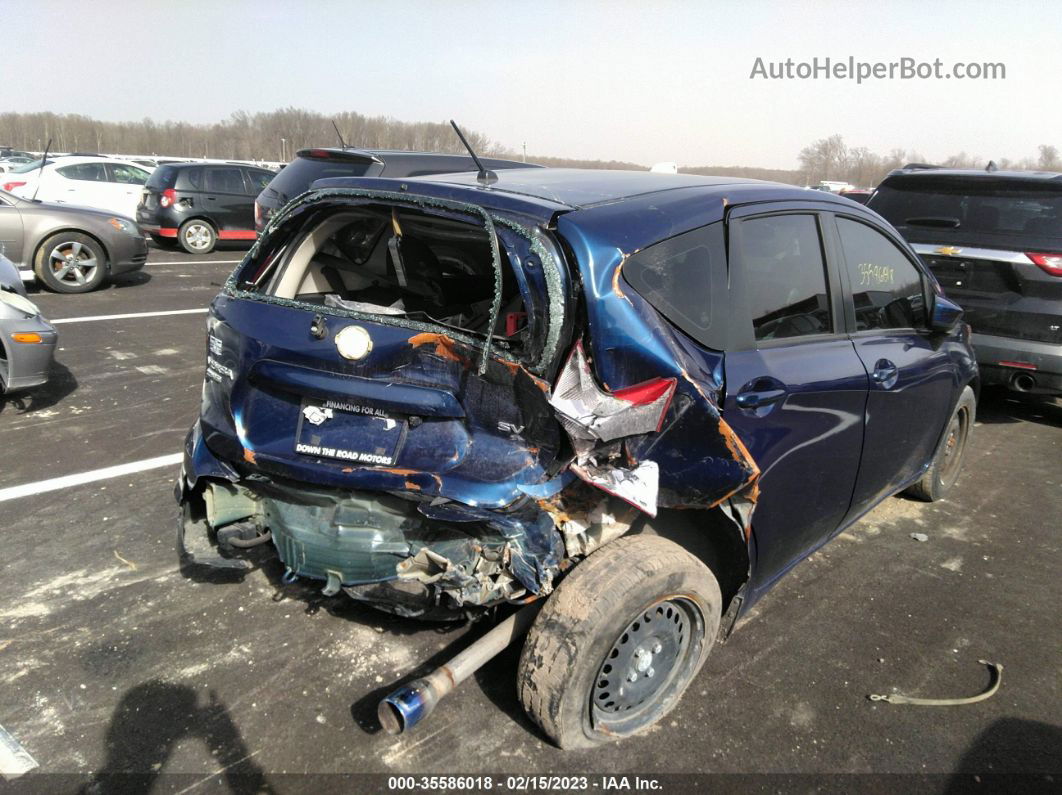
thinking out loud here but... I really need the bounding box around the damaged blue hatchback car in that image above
[177,168,978,748]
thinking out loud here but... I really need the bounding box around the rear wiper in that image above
[904,216,960,228]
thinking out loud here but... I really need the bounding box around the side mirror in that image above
[930,294,964,332]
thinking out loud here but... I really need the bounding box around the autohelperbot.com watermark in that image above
[750,56,1005,83]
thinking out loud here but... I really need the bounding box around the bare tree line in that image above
[797,134,1062,187]
[0,109,493,161]
[3,111,1059,189]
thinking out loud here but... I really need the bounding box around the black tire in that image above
[905,385,976,501]
[34,232,108,293]
[178,219,217,254]
[517,535,721,749]
[150,234,179,249]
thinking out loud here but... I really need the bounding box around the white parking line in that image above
[51,308,209,324]
[0,453,183,503]
[148,259,243,265]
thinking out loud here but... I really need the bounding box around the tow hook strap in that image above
[868,659,1003,706]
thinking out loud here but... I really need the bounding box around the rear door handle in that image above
[736,387,788,409]
[871,359,899,384]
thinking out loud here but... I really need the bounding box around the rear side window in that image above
[623,222,723,348]
[56,163,107,182]
[264,156,373,202]
[740,214,832,341]
[175,168,203,190]
[205,167,246,194]
[836,218,926,330]
[146,165,178,190]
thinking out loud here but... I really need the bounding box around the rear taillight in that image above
[254,200,262,227]
[2,181,26,192]
[1027,252,1062,276]
[159,188,177,208]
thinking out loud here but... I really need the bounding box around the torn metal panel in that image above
[549,341,676,443]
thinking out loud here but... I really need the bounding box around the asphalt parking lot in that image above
[1,246,1059,790]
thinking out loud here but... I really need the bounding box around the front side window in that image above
[205,168,246,194]
[622,222,723,348]
[836,218,926,330]
[740,214,832,341]
[56,163,107,182]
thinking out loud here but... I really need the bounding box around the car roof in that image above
[159,161,268,170]
[45,155,145,168]
[885,167,1062,183]
[311,168,866,256]
[409,167,852,210]
[296,147,534,169]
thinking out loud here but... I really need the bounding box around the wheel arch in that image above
[633,505,751,620]
[181,215,218,232]
[33,227,112,272]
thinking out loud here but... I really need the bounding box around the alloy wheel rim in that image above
[49,241,98,286]
[184,224,212,250]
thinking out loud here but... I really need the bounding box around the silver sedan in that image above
[0,253,57,393]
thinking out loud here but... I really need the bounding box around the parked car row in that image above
[3,144,1058,402]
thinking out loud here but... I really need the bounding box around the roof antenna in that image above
[449,120,496,186]
[331,120,348,149]
[986,160,998,172]
[31,138,52,202]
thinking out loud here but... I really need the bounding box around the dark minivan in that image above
[869,166,1062,395]
[254,148,539,232]
[138,163,277,253]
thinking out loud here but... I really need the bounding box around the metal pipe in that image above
[378,600,543,735]
[1013,373,1035,392]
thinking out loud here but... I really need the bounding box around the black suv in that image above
[137,162,277,253]
[254,148,539,232]
[869,166,1062,396]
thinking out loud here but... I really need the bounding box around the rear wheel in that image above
[905,385,975,501]
[178,219,216,254]
[34,232,107,293]
[517,535,721,749]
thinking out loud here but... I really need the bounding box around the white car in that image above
[1,156,152,218]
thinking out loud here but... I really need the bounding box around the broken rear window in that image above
[233,195,561,368]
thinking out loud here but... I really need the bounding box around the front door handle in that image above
[736,387,788,409]
[871,359,899,385]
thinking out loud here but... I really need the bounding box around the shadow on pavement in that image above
[0,358,77,415]
[975,387,1061,428]
[82,680,276,794]
[944,717,1062,793]
[107,271,153,289]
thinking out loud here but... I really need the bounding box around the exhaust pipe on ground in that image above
[378,600,543,735]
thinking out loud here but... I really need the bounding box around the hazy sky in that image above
[3,0,1059,169]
